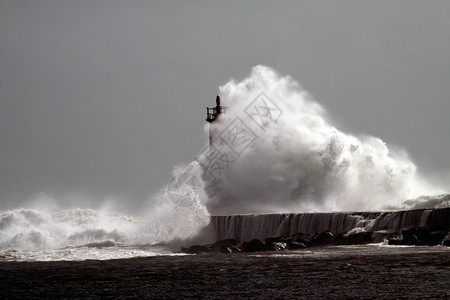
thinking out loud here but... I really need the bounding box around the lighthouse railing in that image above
[206,106,229,122]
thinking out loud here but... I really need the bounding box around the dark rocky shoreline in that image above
[182,225,450,254]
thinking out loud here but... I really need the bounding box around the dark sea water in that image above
[1,245,449,299]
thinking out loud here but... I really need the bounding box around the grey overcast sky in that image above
[1,0,449,212]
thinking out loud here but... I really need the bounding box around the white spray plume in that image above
[201,66,444,214]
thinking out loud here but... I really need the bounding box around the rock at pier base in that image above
[388,227,448,246]
[241,239,265,252]
[264,237,289,251]
[181,225,450,254]
[309,231,334,247]
[209,239,238,252]
[335,232,373,245]
[223,245,242,253]
[181,245,211,254]
[287,241,307,250]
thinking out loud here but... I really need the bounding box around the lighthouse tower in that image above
[206,95,228,146]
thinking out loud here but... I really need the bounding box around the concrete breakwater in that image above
[211,208,450,242]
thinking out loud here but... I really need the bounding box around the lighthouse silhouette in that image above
[206,95,228,146]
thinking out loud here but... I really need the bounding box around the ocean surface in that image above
[1,205,449,298]
[1,244,449,299]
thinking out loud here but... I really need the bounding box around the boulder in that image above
[291,233,312,245]
[372,230,399,243]
[388,227,448,246]
[419,230,447,246]
[264,241,286,251]
[209,239,238,252]
[309,231,334,247]
[388,228,420,245]
[181,245,210,254]
[222,245,242,253]
[241,239,265,252]
[335,232,373,245]
[402,228,421,245]
[287,241,307,250]
[265,236,286,244]
[264,237,288,251]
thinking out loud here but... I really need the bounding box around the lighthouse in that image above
[206,95,228,146]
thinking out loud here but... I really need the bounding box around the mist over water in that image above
[0,194,211,253]
[0,66,447,254]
